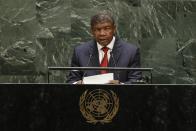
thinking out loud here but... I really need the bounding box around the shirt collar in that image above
[97,36,115,51]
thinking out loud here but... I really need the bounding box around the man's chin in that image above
[98,41,109,46]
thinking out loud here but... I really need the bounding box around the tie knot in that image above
[102,47,109,53]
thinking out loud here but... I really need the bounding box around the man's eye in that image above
[105,27,111,30]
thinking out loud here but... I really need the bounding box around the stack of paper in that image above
[83,73,114,84]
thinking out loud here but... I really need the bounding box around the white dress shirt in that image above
[97,36,115,64]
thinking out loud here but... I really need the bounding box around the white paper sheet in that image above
[83,73,114,84]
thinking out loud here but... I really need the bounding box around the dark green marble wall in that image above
[0,0,196,83]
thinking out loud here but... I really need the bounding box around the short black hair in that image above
[90,11,115,28]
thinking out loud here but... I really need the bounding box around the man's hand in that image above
[107,80,120,84]
[75,80,84,84]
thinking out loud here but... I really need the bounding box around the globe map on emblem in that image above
[79,89,119,123]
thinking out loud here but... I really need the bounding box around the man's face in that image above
[91,21,116,46]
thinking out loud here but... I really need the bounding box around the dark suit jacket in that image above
[66,37,142,84]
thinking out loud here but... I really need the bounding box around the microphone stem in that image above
[111,52,120,81]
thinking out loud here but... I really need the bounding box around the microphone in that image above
[81,53,93,84]
[110,51,120,81]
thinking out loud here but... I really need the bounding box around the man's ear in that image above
[90,28,93,34]
[90,28,94,37]
[113,24,117,34]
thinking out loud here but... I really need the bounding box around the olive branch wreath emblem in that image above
[79,89,119,124]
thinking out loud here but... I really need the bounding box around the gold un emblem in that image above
[79,89,119,124]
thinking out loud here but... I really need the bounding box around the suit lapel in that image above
[88,40,100,75]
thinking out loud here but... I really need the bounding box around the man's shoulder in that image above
[118,39,138,50]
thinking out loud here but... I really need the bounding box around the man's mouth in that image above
[99,39,107,42]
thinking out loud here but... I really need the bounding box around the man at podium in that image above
[67,11,142,84]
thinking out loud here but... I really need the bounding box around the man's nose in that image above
[99,29,106,35]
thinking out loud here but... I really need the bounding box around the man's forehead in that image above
[92,21,114,28]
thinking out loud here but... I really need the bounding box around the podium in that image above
[0,84,196,130]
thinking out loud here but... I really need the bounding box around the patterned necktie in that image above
[100,47,109,74]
